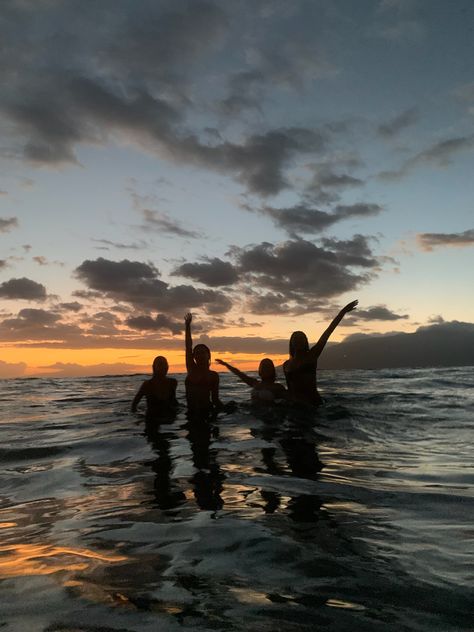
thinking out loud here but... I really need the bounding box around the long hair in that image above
[289,331,309,358]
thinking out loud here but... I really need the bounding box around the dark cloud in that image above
[379,135,474,180]
[0,217,18,233]
[74,257,232,314]
[33,256,48,265]
[126,314,183,335]
[59,301,83,312]
[0,3,330,197]
[219,70,265,115]
[258,202,382,236]
[352,305,409,321]
[0,277,47,300]
[173,257,239,286]
[227,236,378,311]
[377,107,419,138]
[141,209,200,238]
[417,229,474,251]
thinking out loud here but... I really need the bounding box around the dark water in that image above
[0,367,472,631]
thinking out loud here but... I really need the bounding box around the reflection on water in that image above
[0,369,472,631]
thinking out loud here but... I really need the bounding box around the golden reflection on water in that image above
[0,522,17,529]
[0,543,128,579]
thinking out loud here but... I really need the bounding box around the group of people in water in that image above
[131,300,358,418]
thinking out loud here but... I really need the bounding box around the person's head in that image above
[152,355,169,377]
[193,343,211,368]
[258,358,276,381]
[289,331,309,357]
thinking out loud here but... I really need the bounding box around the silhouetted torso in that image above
[283,359,322,405]
[185,369,219,415]
[141,376,177,418]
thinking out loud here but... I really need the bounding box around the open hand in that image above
[343,300,358,313]
[184,312,192,325]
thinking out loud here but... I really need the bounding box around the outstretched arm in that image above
[309,300,358,360]
[184,312,194,372]
[216,359,258,388]
[131,382,146,412]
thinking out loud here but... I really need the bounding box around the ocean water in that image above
[0,367,472,632]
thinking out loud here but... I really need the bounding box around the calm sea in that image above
[0,367,472,631]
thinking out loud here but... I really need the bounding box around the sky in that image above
[0,0,473,377]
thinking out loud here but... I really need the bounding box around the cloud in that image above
[0,308,82,342]
[173,257,239,286]
[0,277,47,301]
[141,209,200,238]
[33,256,48,265]
[74,257,232,314]
[0,359,27,378]
[417,229,474,251]
[379,135,474,180]
[0,3,332,197]
[59,301,83,312]
[126,314,183,335]
[92,238,148,250]
[352,305,409,320]
[257,202,382,236]
[377,107,419,138]
[230,236,378,311]
[0,260,7,269]
[0,217,18,233]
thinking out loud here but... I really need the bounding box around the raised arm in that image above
[184,312,194,372]
[309,300,358,360]
[216,359,257,388]
[131,381,146,412]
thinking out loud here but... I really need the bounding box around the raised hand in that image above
[215,359,225,366]
[342,300,358,313]
[184,312,192,325]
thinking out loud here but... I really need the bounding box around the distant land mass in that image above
[319,321,474,369]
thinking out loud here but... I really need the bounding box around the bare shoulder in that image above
[168,377,178,386]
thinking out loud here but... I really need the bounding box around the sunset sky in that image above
[1,0,473,377]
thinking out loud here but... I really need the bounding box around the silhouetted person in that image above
[131,356,178,421]
[184,312,222,416]
[284,300,358,405]
[216,358,287,405]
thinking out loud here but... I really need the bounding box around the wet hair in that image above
[289,331,309,358]
[152,355,168,375]
[258,358,276,380]
[193,343,211,365]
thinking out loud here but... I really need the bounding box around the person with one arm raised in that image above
[284,300,358,405]
[184,312,222,417]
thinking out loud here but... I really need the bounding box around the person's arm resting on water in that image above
[131,382,146,412]
[216,359,258,388]
[184,312,194,372]
[308,300,358,361]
